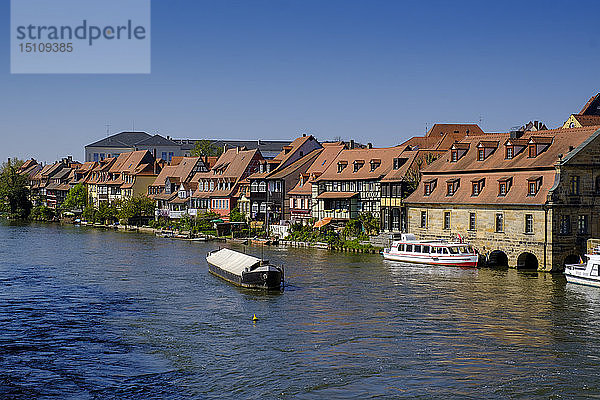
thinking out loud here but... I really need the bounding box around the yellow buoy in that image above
[252,314,258,322]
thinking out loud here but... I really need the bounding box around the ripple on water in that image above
[1,223,600,398]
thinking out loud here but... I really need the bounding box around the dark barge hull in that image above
[207,262,282,290]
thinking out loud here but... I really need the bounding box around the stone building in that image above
[404,125,600,271]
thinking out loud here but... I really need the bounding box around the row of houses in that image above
[15,92,600,271]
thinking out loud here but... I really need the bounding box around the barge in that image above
[206,248,284,290]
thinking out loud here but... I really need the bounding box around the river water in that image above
[1,222,600,399]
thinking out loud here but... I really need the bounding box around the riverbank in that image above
[72,221,385,254]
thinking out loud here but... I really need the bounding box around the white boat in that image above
[564,249,600,287]
[382,234,478,268]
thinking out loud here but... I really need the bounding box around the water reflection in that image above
[2,222,600,398]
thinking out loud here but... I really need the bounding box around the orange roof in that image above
[405,126,600,206]
[315,146,405,182]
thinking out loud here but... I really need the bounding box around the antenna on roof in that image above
[105,123,111,137]
[479,115,483,125]
[425,122,428,133]
[132,121,135,132]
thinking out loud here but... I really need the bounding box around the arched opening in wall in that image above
[564,254,581,267]
[488,250,509,268]
[517,252,538,270]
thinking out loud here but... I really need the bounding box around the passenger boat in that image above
[382,234,478,267]
[564,249,600,287]
[206,248,284,290]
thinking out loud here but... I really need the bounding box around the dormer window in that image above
[337,161,347,173]
[370,159,381,172]
[353,160,364,172]
[528,136,553,158]
[476,141,498,161]
[446,178,459,196]
[471,178,485,196]
[393,157,407,170]
[527,176,542,196]
[450,143,469,162]
[497,177,512,197]
[424,178,437,196]
[506,146,514,159]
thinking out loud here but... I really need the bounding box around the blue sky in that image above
[2,0,600,162]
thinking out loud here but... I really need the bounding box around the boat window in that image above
[594,264,600,276]
[406,244,412,252]
[423,245,430,253]
[442,248,448,254]
[449,247,459,254]
[414,245,421,253]
[436,247,443,254]
[467,246,474,254]
[459,246,467,253]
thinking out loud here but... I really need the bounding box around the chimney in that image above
[303,133,306,137]
[7,158,11,167]
[236,147,240,154]
[367,143,373,149]
[350,140,355,149]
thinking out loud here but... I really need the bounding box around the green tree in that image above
[0,159,31,219]
[229,207,244,222]
[96,201,118,224]
[61,183,87,211]
[118,195,155,226]
[82,205,96,222]
[404,152,440,195]
[358,212,379,236]
[190,140,223,157]
[30,205,55,221]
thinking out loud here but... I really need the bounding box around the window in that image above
[443,211,451,230]
[370,161,380,171]
[499,182,507,196]
[472,180,484,196]
[478,148,485,161]
[252,202,259,214]
[447,180,459,196]
[393,158,404,170]
[451,151,458,162]
[382,184,389,197]
[560,215,571,235]
[578,215,588,235]
[525,214,533,234]
[162,152,167,161]
[527,177,541,196]
[93,153,99,162]
[420,211,427,228]
[495,213,504,232]
[469,212,476,231]
[258,181,266,192]
[337,162,347,173]
[168,152,174,162]
[528,144,536,158]
[570,176,580,195]
[100,153,105,160]
[353,161,364,172]
[528,182,537,196]
[506,146,514,159]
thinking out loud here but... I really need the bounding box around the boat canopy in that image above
[207,248,261,275]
